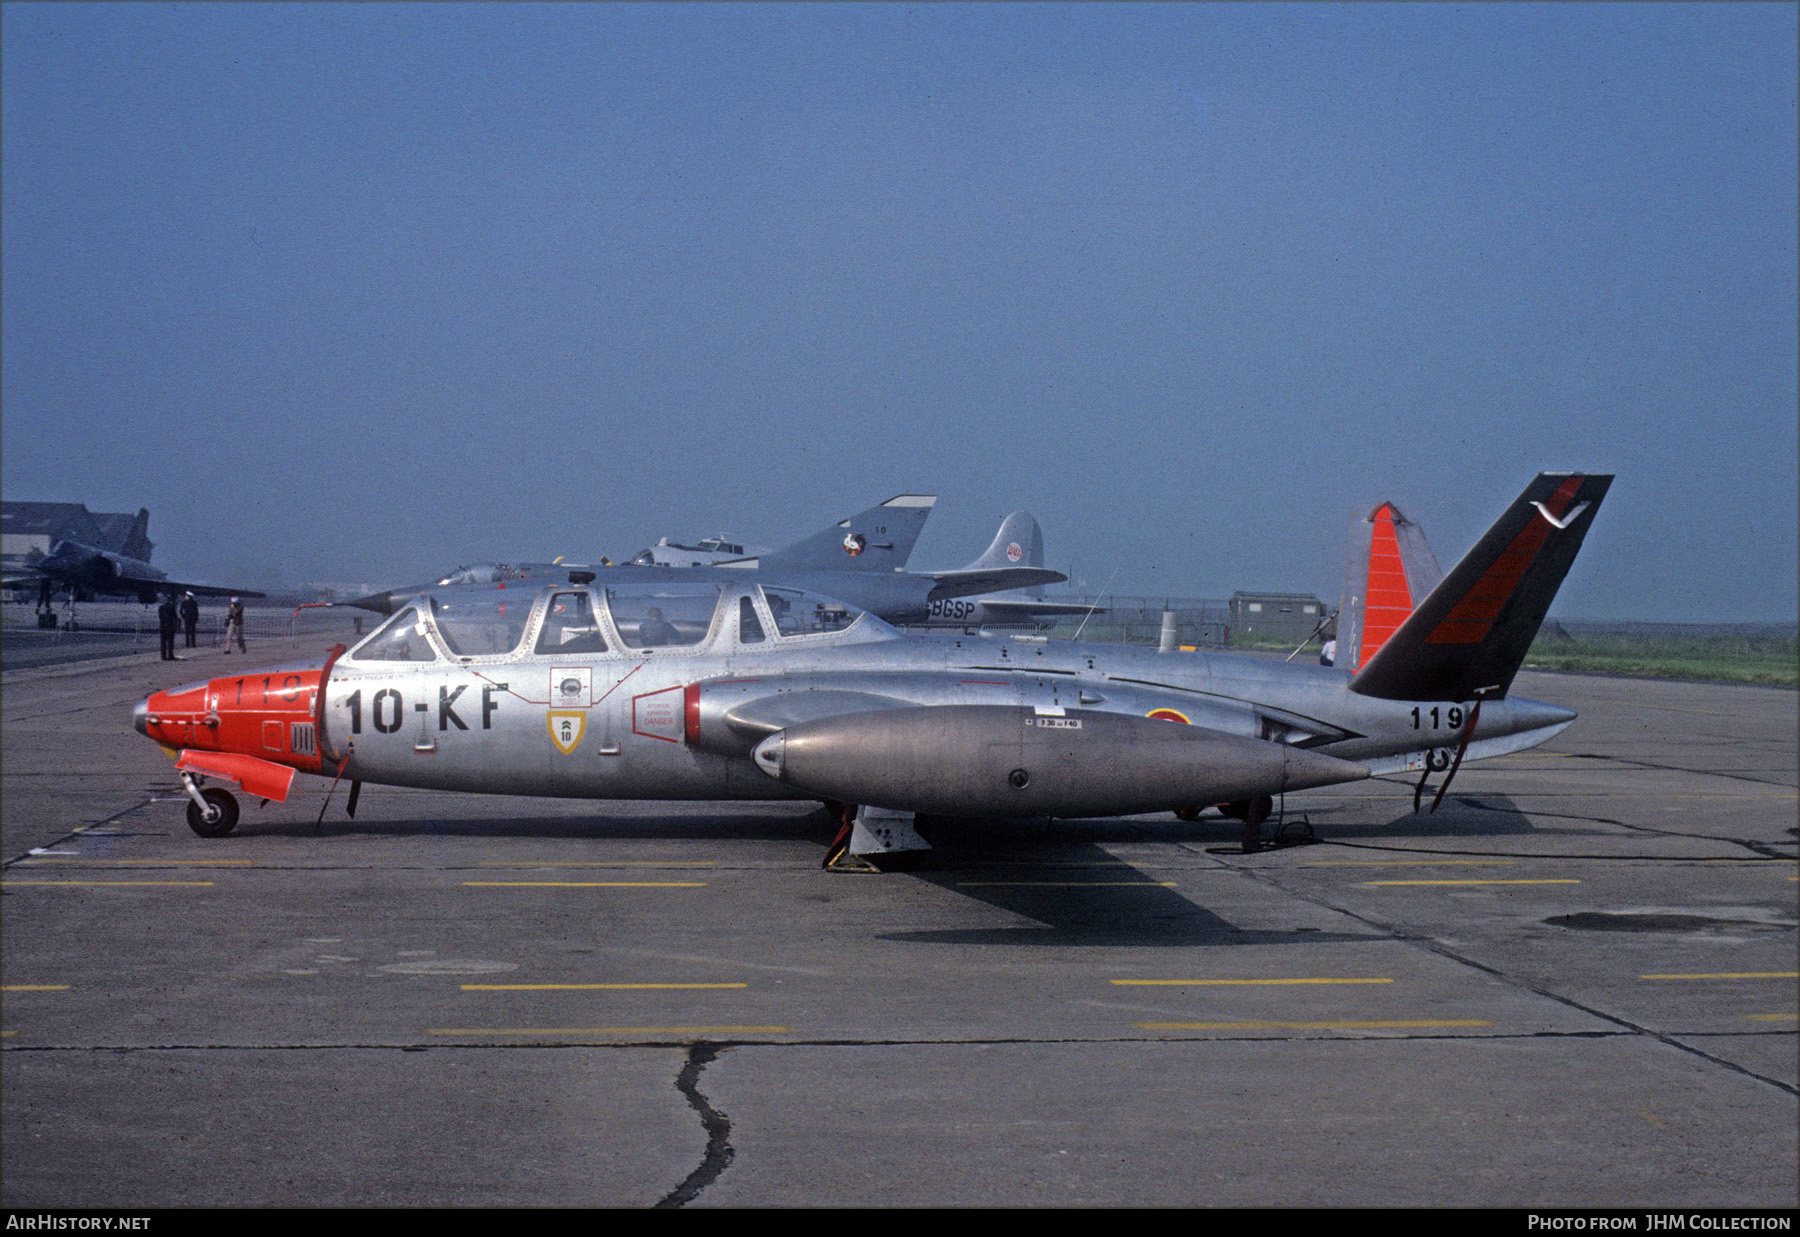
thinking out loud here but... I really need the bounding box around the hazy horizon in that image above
[5,3,1795,622]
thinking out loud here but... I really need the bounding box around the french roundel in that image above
[1146,708,1190,724]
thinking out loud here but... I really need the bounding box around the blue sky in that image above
[4,3,1795,619]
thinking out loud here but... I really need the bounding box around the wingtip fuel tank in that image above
[751,705,1369,818]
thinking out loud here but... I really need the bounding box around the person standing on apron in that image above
[158,597,179,661]
[224,597,246,653]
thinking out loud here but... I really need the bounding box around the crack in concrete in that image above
[1216,857,1800,1098]
[2,799,161,868]
[1558,751,1797,790]
[1446,797,1800,859]
[655,1043,734,1208]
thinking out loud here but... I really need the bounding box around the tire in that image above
[186,788,240,838]
[1173,806,1202,822]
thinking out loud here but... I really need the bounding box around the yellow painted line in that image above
[1641,972,1798,981]
[461,881,706,888]
[1136,1019,1492,1031]
[0,1031,15,1038]
[1303,860,1517,867]
[1364,879,1580,887]
[460,983,748,991]
[1744,1013,1799,1022]
[15,858,256,865]
[1113,978,1392,987]
[425,1025,789,1036]
[1536,793,1800,800]
[1,986,69,992]
[962,862,1133,868]
[957,881,1179,888]
[1,880,215,887]
[475,861,717,868]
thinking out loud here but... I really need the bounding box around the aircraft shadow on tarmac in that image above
[224,804,843,844]
[1316,789,1583,838]
[877,814,1369,948]
[204,795,1562,948]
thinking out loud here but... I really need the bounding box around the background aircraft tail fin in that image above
[1335,501,1442,673]
[1349,473,1612,701]
[956,510,1045,593]
[756,495,936,574]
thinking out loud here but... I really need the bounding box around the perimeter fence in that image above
[1009,596,1234,648]
[1,599,366,650]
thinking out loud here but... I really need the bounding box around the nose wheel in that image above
[179,773,240,838]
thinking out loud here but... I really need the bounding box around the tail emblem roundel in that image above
[1006,542,1023,563]
[843,533,866,556]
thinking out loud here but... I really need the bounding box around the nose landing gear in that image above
[179,771,240,837]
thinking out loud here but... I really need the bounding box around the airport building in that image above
[1228,591,1328,645]
[2,501,154,567]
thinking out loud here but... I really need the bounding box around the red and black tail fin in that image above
[1349,473,1612,702]
[1335,501,1442,673]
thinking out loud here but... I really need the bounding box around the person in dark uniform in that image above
[179,592,200,649]
[157,597,179,661]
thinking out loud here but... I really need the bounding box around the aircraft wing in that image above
[3,566,263,600]
[925,567,1066,601]
[154,580,266,600]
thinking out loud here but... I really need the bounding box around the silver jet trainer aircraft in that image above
[136,474,1610,870]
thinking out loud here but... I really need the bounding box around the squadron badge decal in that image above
[842,532,866,556]
[547,711,587,754]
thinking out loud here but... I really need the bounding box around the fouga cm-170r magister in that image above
[134,474,1611,867]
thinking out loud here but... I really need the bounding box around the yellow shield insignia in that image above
[547,711,586,754]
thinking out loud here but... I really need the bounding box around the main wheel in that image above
[186,788,240,838]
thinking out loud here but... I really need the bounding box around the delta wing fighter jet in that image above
[6,537,265,626]
[136,474,1610,869]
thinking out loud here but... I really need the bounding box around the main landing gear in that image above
[1173,796,1275,853]
[820,801,932,872]
[179,771,240,838]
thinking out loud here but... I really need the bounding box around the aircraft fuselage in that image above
[139,584,1572,809]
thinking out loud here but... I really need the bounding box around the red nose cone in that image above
[138,665,328,774]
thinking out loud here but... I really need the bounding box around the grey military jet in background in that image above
[6,537,265,626]
[141,473,1610,872]
[340,496,1064,626]
[909,510,1105,630]
[351,494,942,612]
